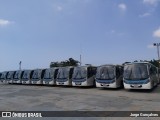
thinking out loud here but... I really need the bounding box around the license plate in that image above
[33,82,36,84]
[75,82,81,85]
[133,84,139,88]
[59,82,64,85]
[45,82,49,84]
[101,83,109,87]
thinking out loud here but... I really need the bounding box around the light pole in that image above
[153,43,160,67]
[19,61,22,70]
[80,43,82,66]
[80,54,82,66]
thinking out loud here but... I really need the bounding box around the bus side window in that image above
[150,67,153,75]
[41,70,45,79]
[87,68,89,78]
[93,67,97,75]
[116,67,120,78]
[150,67,155,75]
[89,67,94,78]
[69,68,74,79]
[21,71,24,78]
[90,67,96,77]
[54,69,58,79]
[30,71,34,79]
[120,67,123,76]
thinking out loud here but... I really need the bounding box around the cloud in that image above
[118,3,127,11]
[147,44,155,49]
[52,4,64,12]
[153,27,160,38]
[111,30,116,34]
[139,12,151,17]
[0,19,12,26]
[57,6,63,11]
[143,0,160,6]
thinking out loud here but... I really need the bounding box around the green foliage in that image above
[149,59,159,67]
[50,58,79,68]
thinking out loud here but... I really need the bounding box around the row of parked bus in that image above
[0,62,159,90]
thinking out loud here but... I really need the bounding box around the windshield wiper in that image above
[74,70,84,79]
[138,67,143,79]
[62,71,65,78]
[128,69,132,80]
[57,71,66,79]
[106,68,111,79]
[74,71,79,78]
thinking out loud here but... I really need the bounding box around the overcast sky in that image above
[0,0,160,71]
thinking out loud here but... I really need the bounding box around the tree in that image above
[50,58,79,68]
[68,58,79,66]
[149,59,159,67]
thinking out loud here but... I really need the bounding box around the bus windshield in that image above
[124,64,149,80]
[57,68,69,79]
[44,69,52,79]
[96,66,115,80]
[72,67,87,79]
[22,72,29,79]
[14,72,20,79]
[7,72,14,79]
[32,71,39,79]
[0,73,6,79]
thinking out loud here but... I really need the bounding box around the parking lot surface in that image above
[0,83,160,120]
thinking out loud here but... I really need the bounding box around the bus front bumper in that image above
[123,82,151,89]
[72,81,88,86]
[22,80,31,84]
[43,80,55,85]
[96,82,117,88]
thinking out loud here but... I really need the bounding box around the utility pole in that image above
[80,43,82,66]
[19,61,22,70]
[153,43,160,67]
[80,54,82,66]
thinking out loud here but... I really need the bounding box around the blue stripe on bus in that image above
[96,79,115,84]
[72,79,86,82]
[56,79,68,82]
[124,79,149,84]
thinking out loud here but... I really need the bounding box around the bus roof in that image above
[75,65,96,68]
[98,64,122,67]
[124,62,157,67]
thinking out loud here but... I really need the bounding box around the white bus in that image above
[31,69,45,84]
[43,68,58,85]
[158,68,160,84]
[0,71,8,83]
[123,62,159,89]
[56,66,74,86]
[0,72,1,82]
[13,70,24,84]
[6,71,16,84]
[72,66,97,86]
[95,64,123,88]
[22,70,34,84]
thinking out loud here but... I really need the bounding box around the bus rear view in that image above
[123,62,158,89]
